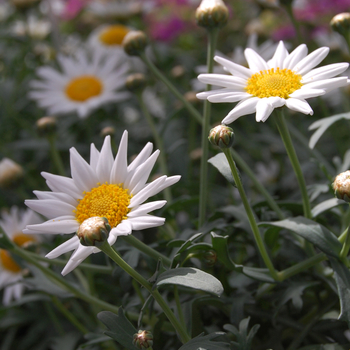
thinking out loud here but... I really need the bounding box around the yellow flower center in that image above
[99,25,130,46]
[0,233,35,273]
[65,75,103,102]
[74,183,131,228]
[245,68,302,99]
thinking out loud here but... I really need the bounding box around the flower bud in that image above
[0,158,24,189]
[330,13,350,37]
[122,30,148,56]
[184,91,199,104]
[133,330,153,349]
[195,0,229,29]
[203,249,217,267]
[36,116,57,137]
[125,73,147,92]
[333,171,350,203]
[208,124,234,149]
[76,217,111,247]
[100,126,115,138]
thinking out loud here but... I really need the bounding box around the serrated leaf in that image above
[260,217,342,258]
[208,153,236,187]
[178,332,230,350]
[97,309,138,350]
[311,198,345,218]
[156,267,223,296]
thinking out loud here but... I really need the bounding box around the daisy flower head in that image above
[29,49,130,118]
[24,131,181,275]
[0,207,42,305]
[196,41,350,124]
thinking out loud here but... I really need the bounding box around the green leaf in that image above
[97,309,138,350]
[260,217,342,258]
[311,198,345,218]
[156,267,224,296]
[329,258,350,328]
[208,153,236,187]
[178,332,230,350]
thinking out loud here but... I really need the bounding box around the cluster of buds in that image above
[133,330,153,349]
[333,171,350,203]
[208,124,235,149]
[76,217,111,247]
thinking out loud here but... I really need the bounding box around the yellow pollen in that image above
[245,68,302,99]
[65,75,103,102]
[74,183,131,228]
[99,25,130,46]
[0,234,35,273]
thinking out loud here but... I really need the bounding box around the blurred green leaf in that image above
[311,198,345,218]
[178,332,230,350]
[208,153,236,187]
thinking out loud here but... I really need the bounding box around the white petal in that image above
[222,97,259,124]
[46,236,79,259]
[214,56,252,78]
[33,191,77,206]
[302,62,349,83]
[197,74,247,90]
[25,199,75,219]
[244,48,269,73]
[128,215,165,230]
[128,200,167,217]
[110,130,128,184]
[151,175,181,195]
[255,99,275,122]
[61,258,84,276]
[96,136,114,183]
[70,245,97,261]
[289,88,325,99]
[41,172,81,198]
[25,219,78,234]
[267,41,289,69]
[304,76,349,92]
[292,47,329,75]
[207,92,251,103]
[90,144,100,172]
[283,44,308,70]
[111,220,132,237]
[285,98,314,115]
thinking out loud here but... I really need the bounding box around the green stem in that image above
[99,242,191,343]
[174,285,186,328]
[230,149,285,220]
[47,134,65,176]
[198,28,219,228]
[135,92,172,203]
[340,225,350,264]
[283,3,303,44]
[51,295,89,334]
[10,245,120,314]
[274,109,312,219]
[139,52,202,125]
[222,148,279,281]
[121,235,171,267]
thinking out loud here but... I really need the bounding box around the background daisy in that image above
[29,49,131,118]
[24,131,180,275]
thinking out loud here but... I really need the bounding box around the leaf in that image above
[260,217,342,258]
[178,332,230,350]
[308,112,350,149]
[97,309,138,350]
[50,332,81,350]
[329,258,350,328]
[311,198,345,218]
[156,267,224,296]
[208,153,236,187]
[77,333,112,349]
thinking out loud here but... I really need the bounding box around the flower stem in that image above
[139,52,203,125]
[135,91,172,203]
[274,109,312,219]
[230,149,285,220]
[47,134,65,176]
[121,235,171,267]
[340,225,350,265]
[198,28,219,228]
[99,242,191,343]
[222,148,279,281]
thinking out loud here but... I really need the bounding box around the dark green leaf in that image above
[156,267,224,296]
[97,309,138,350]
[311,198,345,218]
[208,153,236,187]
[260,217,342,258]
[178,332,230,350]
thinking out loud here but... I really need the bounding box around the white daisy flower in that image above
[29,49,130,118]
[24,131,180,276]
[196,41,350,124]
[0,207,42,305]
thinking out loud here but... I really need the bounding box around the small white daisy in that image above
[0,207,42,305]
[29,49,130,118]
[197,41,350,124]
[24,131,180,275]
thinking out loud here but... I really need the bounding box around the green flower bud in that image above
[208,124,235,149]
[36,116,57,137]
[203,249,217,267]
[330,13,350,37]
[76,217,111,247]
[133,330,153,349]
[125,73,147,92]
[333,171,350,203]
[195,0,229,29]
[122,30,148,56]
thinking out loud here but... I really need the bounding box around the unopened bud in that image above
[333,171,350,203]
[36,116,57,136]
[203,249,217,267]
[76,217,111,247]
[195,0,229,29]
[133,330,153,349]
[100,126,115,138]
[208,124,234,149]
[184,91,199,104]
[126,73,147,92]
[330,13,350,37]
[122,30,148,56]
[0,158,24,189]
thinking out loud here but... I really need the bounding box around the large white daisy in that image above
[196,41,350,124]
[0,207,42,305]
[29,49,130,118]
[24,131,180,275]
